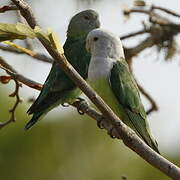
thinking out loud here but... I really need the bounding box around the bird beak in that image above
[86,38,91,53]
[95,19,100,28]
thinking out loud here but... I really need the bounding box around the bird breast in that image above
[88,56,115,81]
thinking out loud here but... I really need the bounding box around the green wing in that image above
[27,37,90,114]
[27,62,75,114]
[25,36,90,130]
[110,59,159,153]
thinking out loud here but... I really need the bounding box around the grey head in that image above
[86,28,125,59]
[67,9,100,38]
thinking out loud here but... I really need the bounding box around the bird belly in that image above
[88,78,127,120]
[60,88,82,104]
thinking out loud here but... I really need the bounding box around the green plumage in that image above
[89,59,159,153]
[25,10,100,130]
[87,28,159,153]
[110,60,159,153]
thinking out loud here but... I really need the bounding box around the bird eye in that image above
[93,37,98,41]
[84,16,90,20]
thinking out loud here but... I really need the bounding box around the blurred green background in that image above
[1,87,179,180]
[1,0,180,179]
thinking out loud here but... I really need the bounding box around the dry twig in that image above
[0,78,22,129]
[0,44,53,63]
[123,5,180,60]
[152,5,180,18]
[0,56,42,128]
[0,5,18,13]
[16,10,34,50]
[137,82,158,115]
[0,56,42,90]
[0,56,23,128]
[122,4,180,115]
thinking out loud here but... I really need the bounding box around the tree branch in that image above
[0,56,42,128]
[0,56,23,128]
[0,44,53,63]
[120,29,149,40]
[16,10,33,50]
[122,24,179,59]
[0,5,18,13]
[152,5,180,17]
[0,78,21,129]
[0,56,42,90]
[137,81,158,115]
[121,5,180,115]
[11,0,180,179]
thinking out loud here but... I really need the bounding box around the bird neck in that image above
[67,31,87,40]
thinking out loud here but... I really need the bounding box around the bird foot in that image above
[76,97,87,115]
[97,116,105,129]
[108,127,116,139]
[62,103,69,107]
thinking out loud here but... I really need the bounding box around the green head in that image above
[67,9,100,38]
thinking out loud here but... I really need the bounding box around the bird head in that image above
[86,28,124,59]
[67,9,100,38]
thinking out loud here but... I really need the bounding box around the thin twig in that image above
[121,29,150,40]
[123,9,150,16]
[12,0,180,179]
[127,63,158,116]
[0,5,18,13]
[123,5,180,59]
[0,56,42,128]
[137,82,158,115]
[16,10,33,50]
[0,76,22,129]
[152,5,180,17]
[0,44,53,63]
[0,56,42,90]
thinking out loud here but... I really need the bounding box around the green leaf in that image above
[48,28,64,54]
[34,26,51,45]
[16,23,35,38]
[0,23,64,55]
[3,41,36,56]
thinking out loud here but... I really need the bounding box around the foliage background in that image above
[0,0,180,179]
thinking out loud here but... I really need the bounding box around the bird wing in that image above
[27,38,83,114]
[27,37,90,114]
[27,61,76,114]
[109,59,159,152]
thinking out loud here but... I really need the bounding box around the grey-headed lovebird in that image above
[86,29,159,153]
[25,10,100,130]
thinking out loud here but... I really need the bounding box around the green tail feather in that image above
[126,109,160,154]
[25,112,45,130]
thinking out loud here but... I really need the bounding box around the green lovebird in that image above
[86,29,159,153]
[25,10,100,130]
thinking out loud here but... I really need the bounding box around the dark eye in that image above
[93,37,98,41]
[84,16,90,20]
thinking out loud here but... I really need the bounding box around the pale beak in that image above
[86,38,91,53]
[95,19,100,28]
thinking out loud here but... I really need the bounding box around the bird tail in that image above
[25,111,45,130]
[126,109,160,154]
[148,133,160,154]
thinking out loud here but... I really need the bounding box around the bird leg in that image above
[107,127,116,139]
[96,116,105,129]
[76,97,87,115]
